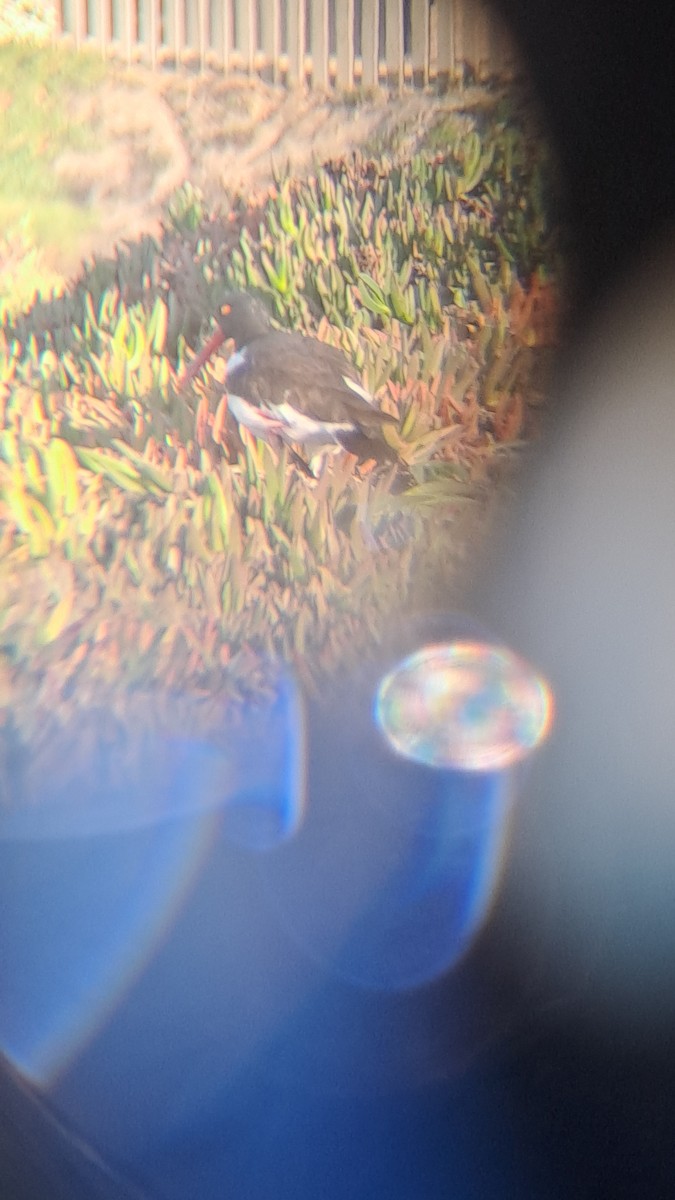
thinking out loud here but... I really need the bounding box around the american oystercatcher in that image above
[182,292,402,474]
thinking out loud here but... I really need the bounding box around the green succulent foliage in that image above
[0,104,560,724]
[167,182,206,234]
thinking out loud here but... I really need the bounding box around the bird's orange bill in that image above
[179,326,227,388]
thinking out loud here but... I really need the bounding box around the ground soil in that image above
[50,61,502,280]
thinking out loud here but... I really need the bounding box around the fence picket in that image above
[434,0,454,86]
[308,0,329,88]
[259,0,281,80]
[410,2,430,87]
[335,0,355,87]
[360,0,378,88]
[73,0,87,48]
[233,0,255,71]
[286,0,304,83]
[122,0,133,64]
[96,0,112,57]
[384,0,404,90]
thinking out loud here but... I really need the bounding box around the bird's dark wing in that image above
[228,332,396,432]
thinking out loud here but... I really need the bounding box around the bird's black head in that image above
[215,292,274,347]
[181,292,279,386]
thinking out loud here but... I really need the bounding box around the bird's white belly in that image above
[227,394,285,438]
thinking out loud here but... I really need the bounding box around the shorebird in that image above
[181,292,401,474]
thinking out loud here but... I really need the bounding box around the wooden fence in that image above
[54,0,518,88]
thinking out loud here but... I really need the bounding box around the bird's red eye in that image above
[221,303,231,316]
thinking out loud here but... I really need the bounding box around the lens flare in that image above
[375,641,553,772]
[259,629,552,992]
[0,666,305,1082]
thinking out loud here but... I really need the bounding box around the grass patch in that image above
[0,197,95,251]
[0,41,105,176]
[0,217,65,319]
[0,42,106,309]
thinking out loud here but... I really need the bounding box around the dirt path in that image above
[50,62,496,279]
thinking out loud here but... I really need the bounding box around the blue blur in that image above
[0,816,214,1080]
[0,674,304,842]
[259,759,511,991]
[0,671,304,1081]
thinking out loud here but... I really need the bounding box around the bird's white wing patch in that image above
[274,402,354,444]
[342,375,376,405]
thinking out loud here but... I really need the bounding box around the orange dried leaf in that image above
[493,391,525,442]
[139,621,156,654]
[212,394,229,446]
[195,394,210,448]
